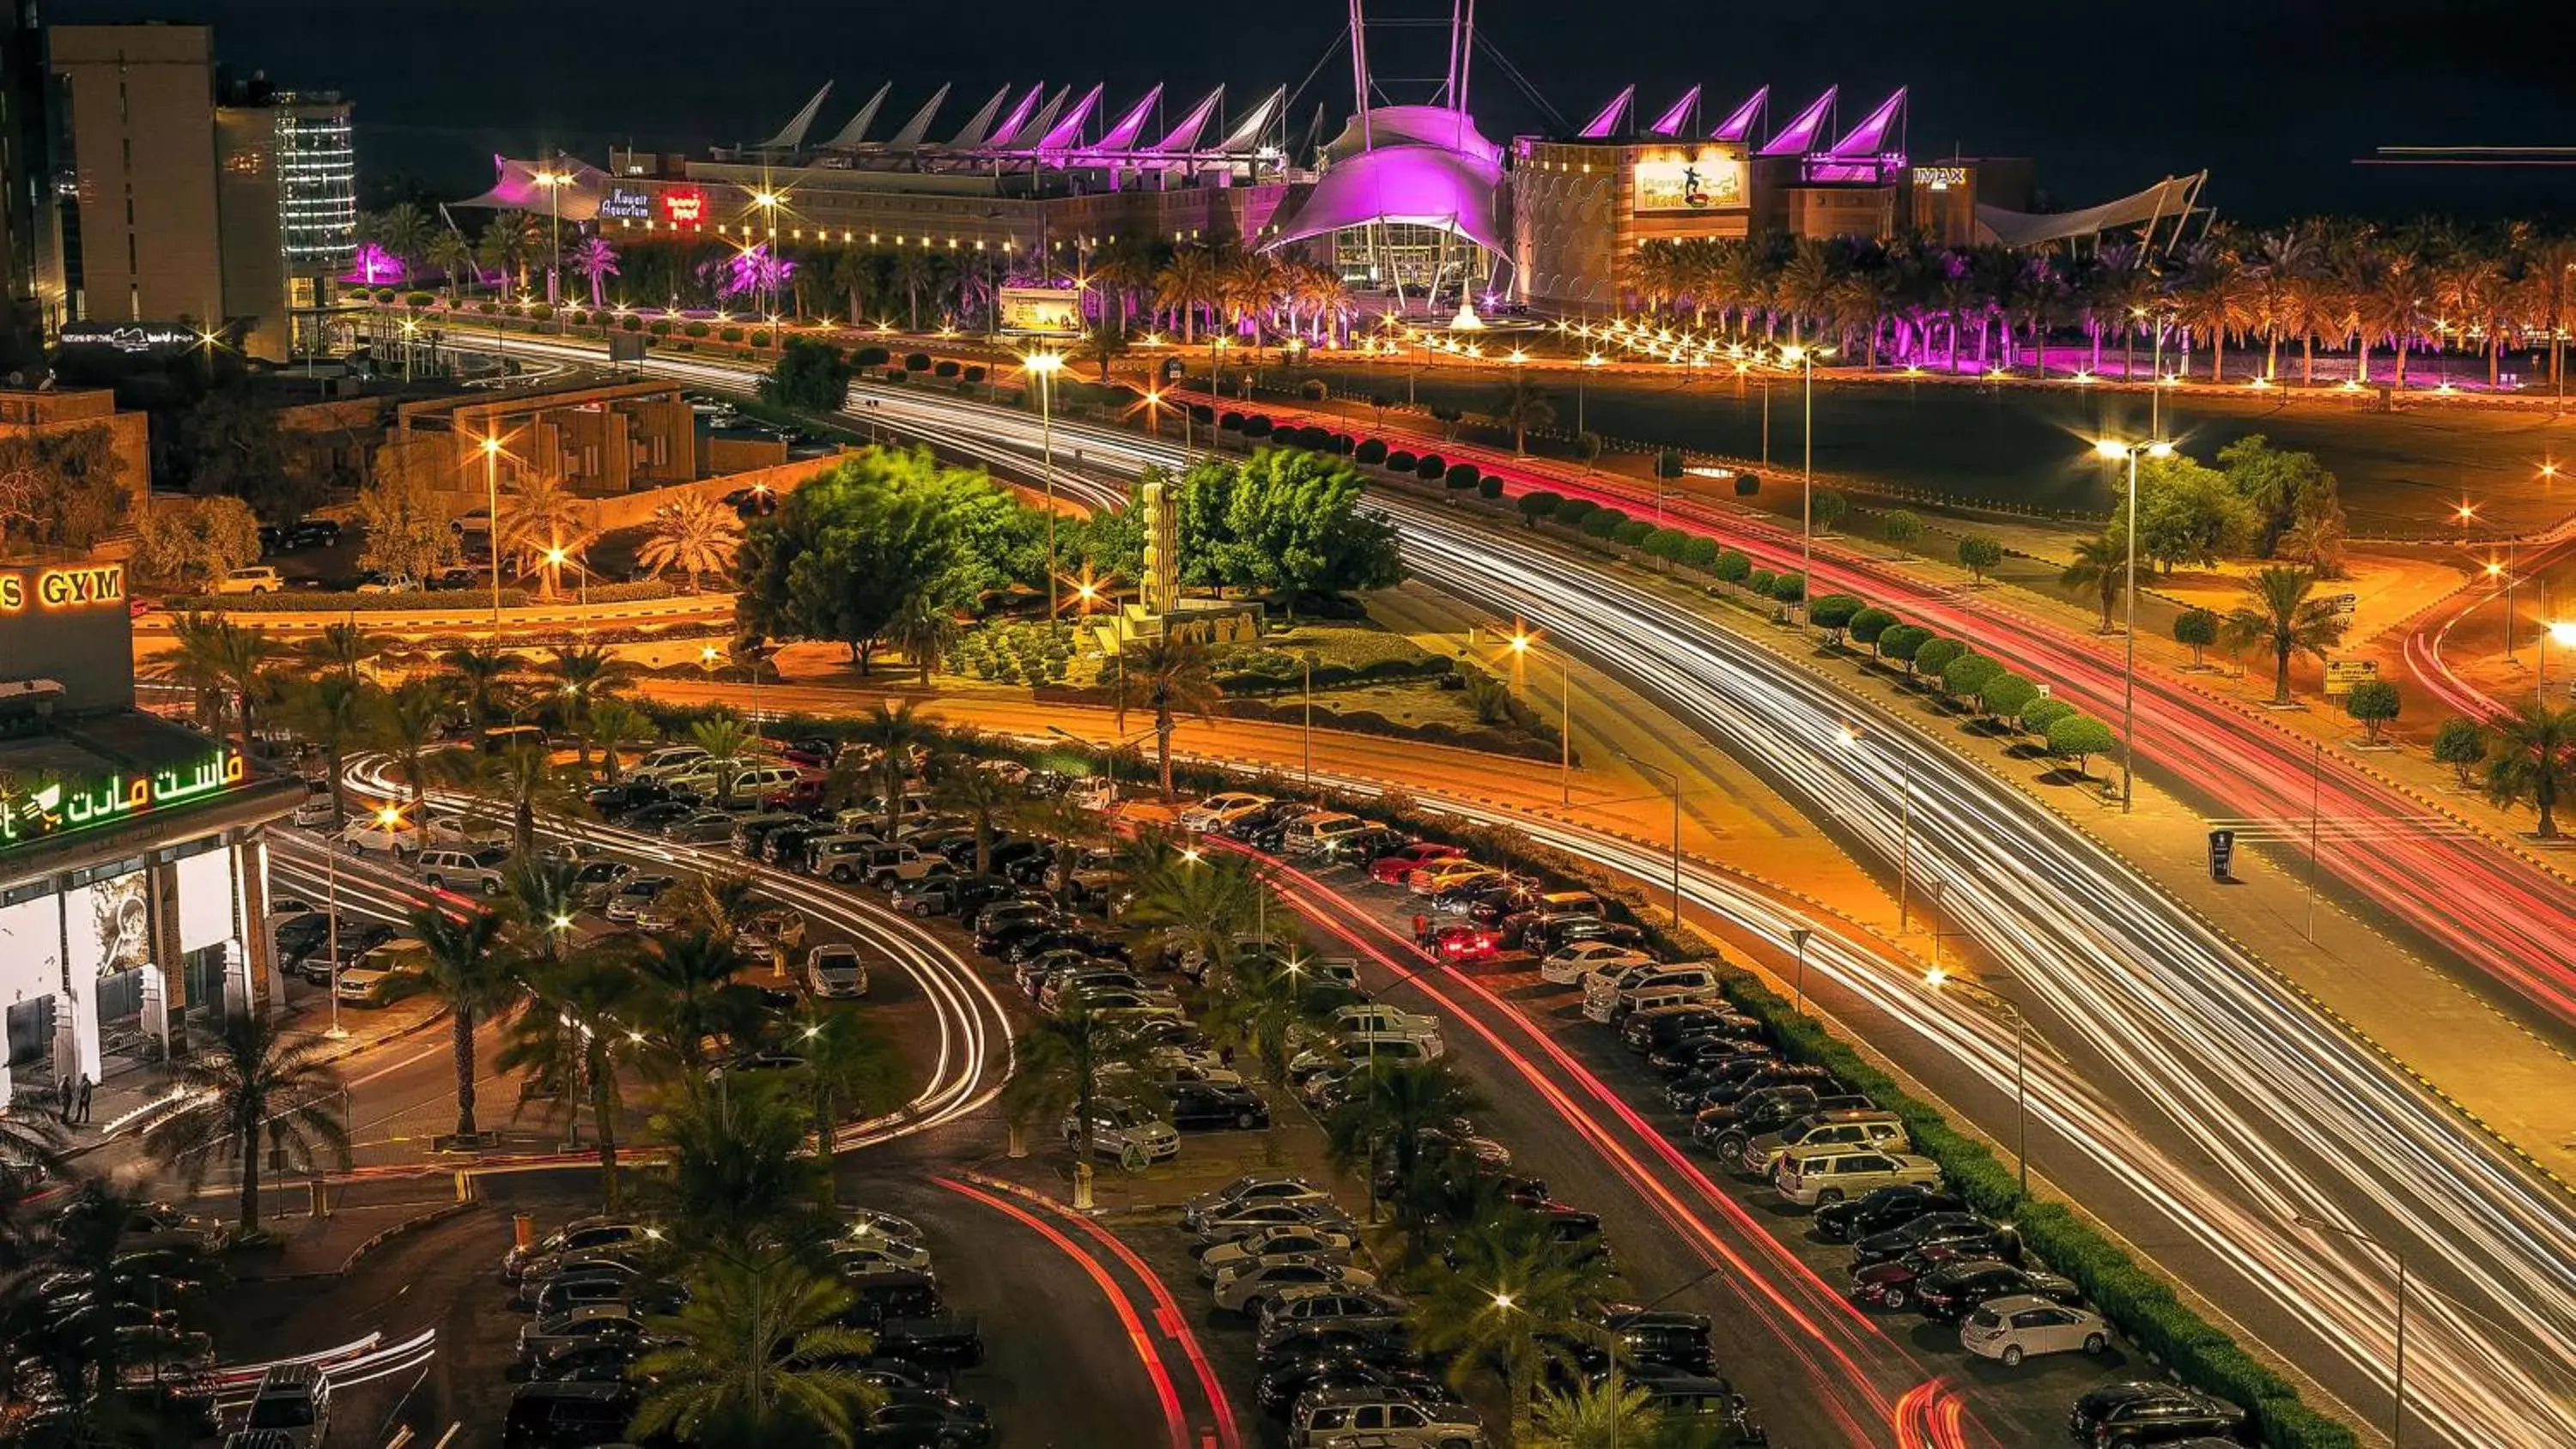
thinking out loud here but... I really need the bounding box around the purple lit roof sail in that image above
[1648,86,1700,137]
[1712,86,1768,143]
[1151,87,1224,154]
[983,83,1045,149]
[1757,87,1836,156]
[1826,88,1905,158]
[1578,86,1634,140]
[1263,142,1508,255]
[462,154,607,221]
[944,85,1013,149]
[1093,85,1163,153]
[1321,106,1503,167]
[1036,83,1104,151]
[999,87,1068,149]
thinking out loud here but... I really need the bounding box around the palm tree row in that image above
[1617,217,2576,388]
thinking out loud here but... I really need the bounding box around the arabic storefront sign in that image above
[0,747,246,851]
[0,565,125,613]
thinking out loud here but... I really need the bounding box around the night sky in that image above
[45,0,2576,225]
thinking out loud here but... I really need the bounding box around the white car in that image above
[215,566,283,595]
[421,812,511,851]
[1959,1294,2111,1367]
[824,1236,934,1278]
[805,943,869,998]
[1062,1098,1179,1164]
[1210,1257,1376,1315]
[338,816,422,856]
[1182,1173,1335,1231]
[629,746,711,783]
[290,784,336,828]
[1195,1224,1359,1282]
[1539,942,1654,987]
[1192,1201,1356,1248]
[843,1208,924,1244]
[1179,791,1272,832]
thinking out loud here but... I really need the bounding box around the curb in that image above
[234,1198,482,1283]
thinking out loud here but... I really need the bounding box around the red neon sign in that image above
[661,190,704,225]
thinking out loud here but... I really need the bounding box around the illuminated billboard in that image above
[999,286,1083,335]
[0,747,246,852]
[0,564,125,614]
[661,189,707,225]
[1632,148,1747,214]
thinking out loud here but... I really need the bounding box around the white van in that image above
[1584,964,1721,1024]
[1282,811,1365,856]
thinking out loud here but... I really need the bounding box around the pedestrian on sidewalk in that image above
[75,1074,94,1125]
[55,1075,71,1122]
[1413,913,1430,949]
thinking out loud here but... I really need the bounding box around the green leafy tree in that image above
[1979,672,2041,722]
[632,929,769,1073]
[1494,373,1556,455]
[134,496,262,592]
[0,426,131,552]
[541,644,637,773]
[2220,566,2347,705]
[756,336,855,411]
[2045,713,2117,775]
[929,758,1018,876]
[1807,594,1865,642]
[852,700,933,838]
[641,492,745,593]
[1517,490,1564,528]
[440,743,582,857]
[646,1074,832,1250]
[792,1009,899,1204]
[439,644,521,740]
[2132,452,2259,572]
[15,1179,218,1433]
[1120,837,1262,976]
[2173,607,2220,668]
[1411,1207,1621,1437]
[149,612,277,760]
[1654,448,1684,483]
[2020,696,2076,738]
[690,713,756,803]
[300,620,386,682]
[1171,448,1405,616]
[1811,488,1848,534]
[2344,679,2401,743]
[380,906,519,1140]
[589,700,651,783]
[630,1251,884,1448]
[1882,509,1923,550]
[1577,431,1603,475]
[2059,531,2125,633]
[1956,533,2004,584]
[1876,624,1933,670]
[1711,549,1753,591]
[373,676,448,803]
[1325,1059,1483,1232]
[2431,716,2487,788]
[1941,652,2003,706]
[141,1013,350,1235]
[1002,990,1158,1208]
[2483,701,2576,839]
[1847,608,1899,656]
[353,451,458,586]
[169,387,316,522]
[1913,637,1966,679]
[2215,433,2340,558]
[274,673,372,827]
[1530,1373,1664,1449]
[1200,955,1327,1163]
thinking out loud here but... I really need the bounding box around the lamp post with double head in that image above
[1506,627,1573,807]
[2093,437,2172,811]
[1024,351,1066,618]
[1925,966,2033,1199]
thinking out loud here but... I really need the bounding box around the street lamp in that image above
[2292,1215,2408,1447]
[1506,627,1573,807]
[1925,967,2033,1199]
[1024,351,1066,618]
[1779,343,1832,623]
[1837,724,1913,931]
[531,167,572,318]
[2094,438,2173,811]
[2537,609,2576,703]
[476,433,507,629]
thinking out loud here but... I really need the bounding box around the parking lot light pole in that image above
[1925,967,2030,1198]
[2093,438,2172,811]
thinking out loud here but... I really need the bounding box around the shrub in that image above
[648,319,676,337]
[1734,470,1760,497]
[719,326,744,343]
[1765,571,1805,604]
[883,369,907,384]
[1299,378,1329,401]
[1680,535,1720,568]
[1388,450,1418,472]
[620,313,643,332]
[1243,415,1274,438]
[854,345,890,367]
[1812,488,1849,533]
[1357,439,1390,465]
[1446,462,1481,491]
[1808,593,1864,640]
[1848,608,1898,652]
[1877,624,1933,666]
[1477,476,1504,500]
[1552,496,1600,528]
[1330,433,1355,455]
[1957,533,2004,582]
[403,291,436,309]
[683,320,711,338]
[1712,549,1753,586]
[2045,713,2117,773]
[2020,696,2076,737]
[475,300,499,315]
[2431,716,2487,786]
[1220,412,1245,432]
[1189,403,1215,425]
[1941,653,2003,703]
[1980,672,2040,720]
[374,287,399,303]
[1611,518,1654,547]
[903,352,933,373]
[963,365,987,383]
[1415,453,1448,481]
[1912,637,1966,677]
[1582,507,1629,539]
[1882,508,1923,549]
[1517,490,1563,526]
[1654,447,1685,482]
[748,330,771,348]
[933,360,960,379]
[1746,568,1777,597]
[2344,679,2401,743]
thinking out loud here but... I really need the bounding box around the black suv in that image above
[1850,1211,2020,1267]
[1814,1184,1961,1244]
[1694,1088,1873,1159]
[2069,1381,2248,1446]
[1620,1004,1760,1056]
[1169,1082,1271,1131]
[1915,1259,2082,1322]
[502,1381,637,1449]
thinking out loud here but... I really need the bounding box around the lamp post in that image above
[1925,967,2032,1198]
[532,167,569,318]
[2094,438,2173,811]
[1838,725,1913,931]
[477,434,506,630]
[1024,352,1066,618]
[1507,628,1573,807]
[1788,925,1814,1014]
[1617,753,1683,926]
[1579,351,1603,437]
[2483,549,2516,661]
[1780,343,1829,624]
[2293,1215,2407,1447]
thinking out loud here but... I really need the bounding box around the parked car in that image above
[1539,941,1654,987]
[734,906,808,966]
[1255,1288,1409,1346]
[2067,1382,2247,1447]
[501,1381,637,1449]
[1850,1211,2020,1267]
[1772,1146,1941,1208]
[502,1218,654,1282]
[1291,1394,1482,1446]
[216,567,284,595]
[1212,1257,1376,1315]
[332,937,422,1006]
[1061,1099,1179,1164]
[629,746,712,783]
[1405,859,1499,897]
[1813,1185,1964,1246]
[1179,791,1272,832]
[586,779,677,818]
[1182,1175,1334,1232]
[1367,841,1467,884]
[1737,1110,1911,1178]
[659,809,738,845]
[805,943,870,999]
[1192,1199,1355,1248]
[605,876,677,923]
[1197,1224,1358,1281]
[1914,1260,2082,1323]
[622,801,698,834]
[1847,1245,1983,1310]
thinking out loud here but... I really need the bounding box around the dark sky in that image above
[47,0,2576,224]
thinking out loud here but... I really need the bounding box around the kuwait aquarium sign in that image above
[0,747,246,852]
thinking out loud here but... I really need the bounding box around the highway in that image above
[468,333,2576,1445]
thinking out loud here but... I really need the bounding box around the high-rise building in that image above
[43,22,353,362]
[0,1,57,367]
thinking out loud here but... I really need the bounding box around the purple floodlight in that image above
[1711,86,1769,143]
[1577,85,1635,140]
[345,241,404,285]
[1757,87,1837,156]
[1648,86,1701,137]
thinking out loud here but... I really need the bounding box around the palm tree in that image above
[589,700,650,783]
[496,951,639,1202]
[2483,702,2576,840]
[456,743,583,857]
[632,929,765,1072]
[507,858,589,961]
[1529,1373,1663,1449]
[427,228,476,302]
[1121,838,1262,979]
[440,644,521,740]
[1154,248,1219,343]
[152,613,277,760]
[374,676,449,803]
[541,644,635,773]
[1326,1059,1483,1232]
[370,202,434,282]
[141,1012,350,1235]
[275,674,374,828]
[15,1179,217,1428]
[689,713,756,804]
[2220,566,2348,705]
[382,906,519,1141]
[792,1009,899,1203]
[570,233,620,310]
[299,619,386,682]
[1413,1207,1621,1438]
[886,596,960,687]
[640,493,744,591]
[498,473,593,600]
[2058,532,2125,634]
[927,759,1018,876]
[851,700,933,838]
[1493,373,1557,457]
[630,1251,884,1446]
[889,249,940,331]
[1002,990,1157,1209]
[1112,637,1220,802]
[1202,955,1330,1163]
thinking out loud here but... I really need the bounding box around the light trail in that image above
[458,331,2576,1446]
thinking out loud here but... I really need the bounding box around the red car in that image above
[761,775,829,813]
[1369,841,1467,885]
[1431,923,1500,964]
[1846,1245,1979,1310]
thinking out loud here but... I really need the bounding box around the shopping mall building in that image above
[1,562,299,1106]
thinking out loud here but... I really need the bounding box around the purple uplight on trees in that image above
[345,241,404,285]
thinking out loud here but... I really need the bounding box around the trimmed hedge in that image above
[903,352,933,373]
[1445,462,1481,491]
[173,579,677,614]
[1476,476,1504,500]
[1415,452,1448,481]
[1357,439,1389,465]
[1551,496,1600,528]
[1580,507,1629,539]
[1610,518,1654,547]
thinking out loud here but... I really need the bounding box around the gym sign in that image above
[0,564,126,613]
[0,746,246,851]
